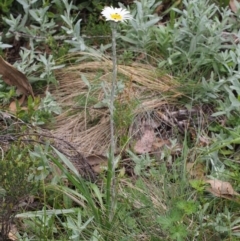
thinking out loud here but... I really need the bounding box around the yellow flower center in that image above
[110,13,122,21]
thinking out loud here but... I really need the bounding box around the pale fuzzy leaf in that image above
[16,209,75,218]
[81,74,90,88]
[0,43,12,49]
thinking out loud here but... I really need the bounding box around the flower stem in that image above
[108,21,118,221]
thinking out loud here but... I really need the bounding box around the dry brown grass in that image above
[50,55,182,155]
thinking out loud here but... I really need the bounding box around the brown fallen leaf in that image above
[0,56,34,97]
[9,100,18,113]
[229,0,238,13]
[134,126,156,154]
[152,138,170,150]
[9,95,26,113]
[0,223,18,241]
[198,135,211,147]
[186,162,205,180]
[8,224,18,241]
[86,155,108,173]
[205,179,240,197]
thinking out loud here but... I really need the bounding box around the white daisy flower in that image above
[101,6,132,23]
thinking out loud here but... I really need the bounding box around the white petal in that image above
[101,6,132,22]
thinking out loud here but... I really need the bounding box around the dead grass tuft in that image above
[51,57,182,155]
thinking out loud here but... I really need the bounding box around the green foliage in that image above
[0,84,16,104]
[127,150,155,176]
[118,50,134,65]
[120,0,162,51]
[50,146,120,240]
[157,200,198,241]
[77,0,114,12]
[60,210,94,241]
[114,99,137,147]
[0,145,36,239]
[215,0,230,7]
[189,179,206,193]
[75,74,102,110]
[83,14,111,46]
[0,0,14,13]
[163,0,233,76]
[46,36,70,59]
[199,205,240,239]
[12,93,61,126]
[150,0,240,120]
